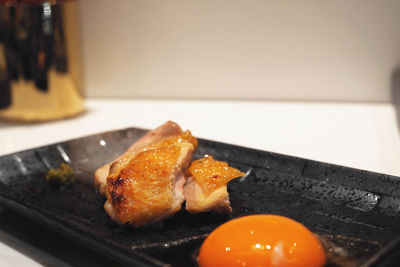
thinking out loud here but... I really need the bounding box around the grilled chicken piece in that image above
[104,131,197,227]
[184,156,245,213]
[94,121,183,195]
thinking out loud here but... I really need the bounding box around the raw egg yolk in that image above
[198,215,326,267]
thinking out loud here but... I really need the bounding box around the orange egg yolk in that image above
[198,215,326,267]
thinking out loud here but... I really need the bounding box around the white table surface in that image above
[0,98,399,266]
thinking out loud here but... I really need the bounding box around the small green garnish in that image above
[46,162,75,188]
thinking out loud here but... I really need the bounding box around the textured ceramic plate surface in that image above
[0,127,400,266]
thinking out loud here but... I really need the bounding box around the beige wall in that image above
[79,0,400,102]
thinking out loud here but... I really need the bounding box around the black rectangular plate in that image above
[0,127,400,266]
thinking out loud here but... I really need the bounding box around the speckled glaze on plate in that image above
[0,127,400,266]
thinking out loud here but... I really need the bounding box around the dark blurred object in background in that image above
[391,66,400,134]
[0,0,84,122]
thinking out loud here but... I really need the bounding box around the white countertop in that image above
[0,99,400,266]
[1,99,400,175]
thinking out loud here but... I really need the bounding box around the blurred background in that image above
[80,0,400,102]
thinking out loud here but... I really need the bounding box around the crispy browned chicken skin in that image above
[96,121,197,227]
[94,121,183,195]
[184,156,245,213]
[95,121,244,227]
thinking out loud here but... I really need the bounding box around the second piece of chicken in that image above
[184,156,245,214]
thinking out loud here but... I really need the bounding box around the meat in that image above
[94,121,183,195]
[184,177,233,213]
[184,156,245,213]
[95,121,244,227]
[103,129,197,227]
